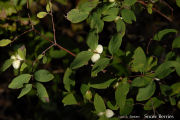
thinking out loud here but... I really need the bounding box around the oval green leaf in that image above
[0,39,11,47]
[34,69,54,82]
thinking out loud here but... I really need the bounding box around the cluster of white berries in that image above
[98,109,114,118]
[90,44,103,63]
[11,54,24,69]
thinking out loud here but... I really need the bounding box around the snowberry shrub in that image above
[1,0,180,119]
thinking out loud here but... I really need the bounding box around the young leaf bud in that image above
[85,90,92,100]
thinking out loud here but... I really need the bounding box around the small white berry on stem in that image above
[12,60,21,69]
[105,109,114,118]
[95,44,103,54]
[91,53,100,63]
[109,0,115,2]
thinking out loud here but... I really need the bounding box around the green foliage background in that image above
[0,0,180,119]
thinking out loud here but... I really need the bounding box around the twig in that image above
[27,0,34,29]
[138,0,173,22]
[160,0,173,17]
[128,72,154,78]
[146,38,152,54]
[55,43,76,57]
[151,99,156,116]
[12,28,33,42]
[34,29,76,56]
[49,0,57,43]
[42,44,55,55]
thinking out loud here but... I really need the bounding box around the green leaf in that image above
[146,56,157,72]
[90,78,116,89]
[89,12,104,33]
[87,30,99,50]
[160,84,171,96]
[171,82,180,95]
[49,49,67,59]
[124,0,137,6]
[147,3,153,14]
[131,47,147,72]
[107,101,119,110]
[63,68,75,92]
[136,81,156,101]
[176,0,180,7]
[116,19,126,35]
[108,34,123,55]
[36,82,49,103]
[42,56,48,64]
[172,36,180,48]
[78,0,99,13]
[169,96,176,106]
[46,1,52,12]
[20,63,27,72]
[120,98,134,115]
[132,77,152,87]
[18,84,32,99]
[102,15,117,22]
[37,12,48,18]
[34,69,54,82]
[153,29,177,41]
[67,9,89,23]
[155,61,180,78]
[144,97,164,110]
[0,39,11,47]
[62,93,77,105]
[121,9,136,24]
[17,45,26,60]
[0,59,13,72]
[102,7,119,22]
[70,51,93,69]
[80,84,90,96]
[115,80,130,112]
[102,8,119,16]
[94,93,106,113]
[8,74,32,89]
[91,58,110,77]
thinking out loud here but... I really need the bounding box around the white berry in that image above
[154,78,160,81]
[109,0,115,2]
[97,112,105,116]
[12,60,21,69]
[11,55,16,60]
[105,109,114,118]
[91,53,100,63]
[95,44,103,54]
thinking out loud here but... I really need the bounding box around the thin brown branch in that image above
[25,0,75,57]
[42,44,55,55]
[27,0,34,29]
[137,0,173,22]
[49,0,57,43]
[55,43,76,57]
[146,38,152,54]
[160,0,174,17]
[128,72,154,78]
[34,29,76,56]
[12,28,33,42]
